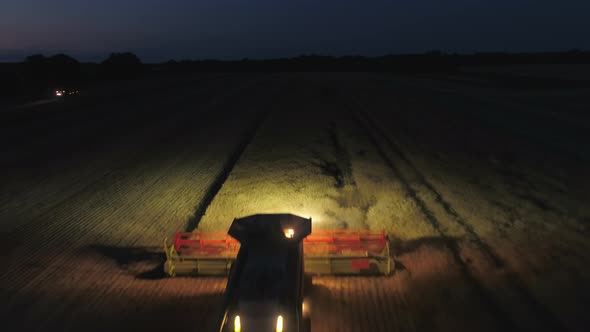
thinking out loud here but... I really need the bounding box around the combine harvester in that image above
[164,214,393,331]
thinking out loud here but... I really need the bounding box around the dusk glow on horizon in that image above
[1,0,589,62]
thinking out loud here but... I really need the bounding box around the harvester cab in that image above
[219,214,310,332]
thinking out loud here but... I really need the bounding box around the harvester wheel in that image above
[304,274,313,294]
[165,262,176,277]
[303,316,311,332]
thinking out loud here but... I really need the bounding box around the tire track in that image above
[0,90,209,220]
[183,90,273,231]
[1,84,266,326]
[359,108,505,268]
[348,106,517,332]
[348,93,569,331]
[354,99,569,332]
[0,75,274,293]
[0,75,257,232]
[0,74,247,215]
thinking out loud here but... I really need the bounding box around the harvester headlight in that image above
[234,315,241,332]
[276,315,283,332]
[302,298,310,317]
[284,228,294,238]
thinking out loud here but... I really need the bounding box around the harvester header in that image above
[164,214,393,277]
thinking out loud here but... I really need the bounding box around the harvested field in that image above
[1,71,589,331]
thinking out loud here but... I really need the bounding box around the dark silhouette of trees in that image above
[20,53,81,94]
[48,54,82,86]
[4,50,589,102]
[22,54,50,91]
[0,67,22,98]
[100,52,144,79]
[158,50,590,73]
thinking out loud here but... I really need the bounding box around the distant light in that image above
[234,315,241,332]
[284,228,294,238]
[55,90,63,97]
[276,315,283,332]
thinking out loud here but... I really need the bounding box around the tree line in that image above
[0,53,144,99]
[159,50,590,72]
[2,50,589,100]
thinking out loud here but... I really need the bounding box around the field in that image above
[1,70,589,331]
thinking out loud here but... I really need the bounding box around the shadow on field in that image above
[305,236,501,332]
[83,236,463,281]
[83,245,168,280]
[6,289,225,332]
[307,274,502,332]
[41,236,590,331]
[96,293,223,332]
[390,235,461,256]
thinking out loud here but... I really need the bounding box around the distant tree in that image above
[425,50,444,56]
[0,70,22,97]
[47,54,81,86]
[48,54,79,66]
[23,54,49,83]
[101,52,144,79]
[25,54,47,64]
[22,53,81,91]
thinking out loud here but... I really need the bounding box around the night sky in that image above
[1,0,589,62]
